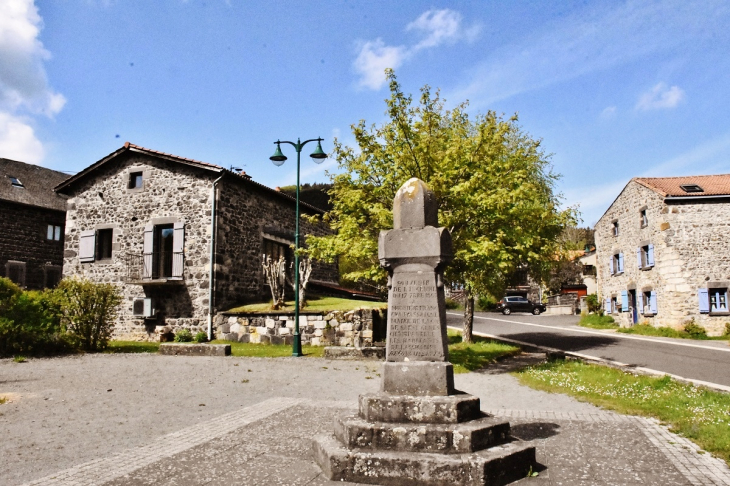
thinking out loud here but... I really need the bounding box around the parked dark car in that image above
[495,296,546,315]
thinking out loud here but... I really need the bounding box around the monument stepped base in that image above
[314,391,536,486]
[313,433,536,486]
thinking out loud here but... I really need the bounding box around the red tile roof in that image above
[633,174,730,197]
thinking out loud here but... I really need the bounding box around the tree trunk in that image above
[463,292,474,343]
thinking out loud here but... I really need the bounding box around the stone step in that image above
[359,392,481,424]
[334,412,511,454]
[313,433,536,486]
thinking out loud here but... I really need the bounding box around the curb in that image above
[447,325,730,394]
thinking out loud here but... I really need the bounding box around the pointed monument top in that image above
[393,178,438,229]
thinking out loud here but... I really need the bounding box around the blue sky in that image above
[1,0,729,225]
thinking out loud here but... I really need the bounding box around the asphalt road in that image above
[446,311,730,388]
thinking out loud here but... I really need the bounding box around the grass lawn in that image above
[210,340,325,357]
[578,314,619,329]
[617,324,730,341]
[516,358,730,465]
[447,329,521,374]
[105,341,161,353]
[227,296,386,314]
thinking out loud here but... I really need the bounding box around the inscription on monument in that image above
[386,271,445,361]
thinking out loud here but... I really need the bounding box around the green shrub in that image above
[55,278,122,352]
[0,277,21,314]
[194,331,208,343]
[0,284,70,357]
[444,298,460,309]
[683,320,707,338]
[174,329,193,342]
[724,323,730,336]
[477,294,497,311]
[585,293,600,313]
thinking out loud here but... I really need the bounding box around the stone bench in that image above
[159,343,231,356]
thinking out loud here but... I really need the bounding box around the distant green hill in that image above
[279,183,332,211]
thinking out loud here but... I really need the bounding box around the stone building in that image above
[0,158,68,289]
[595,174,730,335]
[55,143,338,340]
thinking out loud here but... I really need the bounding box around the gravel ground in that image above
[0,352,602,486]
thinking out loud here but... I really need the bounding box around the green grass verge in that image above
[210,340,325,357]
[447,329,521,374]
[515,359,730,465]
[105,341,161,353]
[617,324,730,340]
[578,314,619,329]
[227,296,386,314]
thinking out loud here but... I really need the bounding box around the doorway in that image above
[153,224,174,279]
[628,289,638,324]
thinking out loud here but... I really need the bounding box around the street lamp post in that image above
[270,137,326,356]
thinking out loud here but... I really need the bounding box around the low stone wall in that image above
[544,305,576,316]
[214,308,387,347]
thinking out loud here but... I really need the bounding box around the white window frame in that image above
[709,288,729,314]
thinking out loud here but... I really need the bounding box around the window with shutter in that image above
[618,253,624,273]
[647,244,654,267]
[171,222,185,279]
[5,261,26,286]
[650,291,658,315]
[698,288,710,313]
[709,288,729,314]
[621,290,629,312]
[79,230,96,262]
[605,297,611,313]
[143,225,153,278]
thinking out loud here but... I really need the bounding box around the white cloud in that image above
[0,0,64,163]
[353,39,409,90]
[353,9,479,90]
[635,82,685,111]
[0,112,44,163]
[407,9,478,50]
[449,0,728,109]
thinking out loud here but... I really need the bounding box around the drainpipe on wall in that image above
[208,172,225,341]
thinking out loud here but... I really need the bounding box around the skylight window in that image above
[680,184,704,193]
[9,176,24,188]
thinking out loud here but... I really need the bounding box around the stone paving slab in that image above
[22,399,730,486]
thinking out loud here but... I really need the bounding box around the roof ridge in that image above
[125,142,224,170]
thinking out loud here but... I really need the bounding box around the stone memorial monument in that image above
[314,178,536,485]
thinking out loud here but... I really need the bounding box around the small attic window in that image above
[680,184,704,193]
[9,176,24,188]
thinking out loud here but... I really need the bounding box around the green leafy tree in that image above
[305,70,575,341]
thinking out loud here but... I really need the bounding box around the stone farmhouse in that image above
[595,174,730,335]
[55,143,337,340]
[0,158,68,289]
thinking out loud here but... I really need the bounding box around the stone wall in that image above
[0,201,65,289]
[596,180,730,335]
[215,308,386,347]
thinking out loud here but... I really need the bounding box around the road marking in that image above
[447,312,730,353]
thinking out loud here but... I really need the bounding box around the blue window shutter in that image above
[636,248,642,269]
[609,257,614,275]
[605,297,611,312]
[698,288,710,313]
[621,290,629,312]
[647,244,654,267]
[650,291,657,314]
[618,253,624,273]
